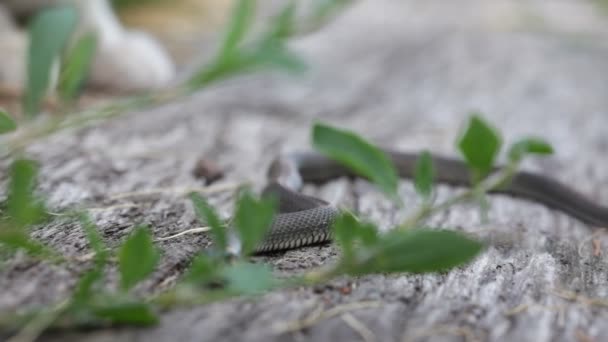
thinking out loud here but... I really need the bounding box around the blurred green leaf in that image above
[7,159,46,227]
[0,109,17,134]
[508,138,554,163]
[77,213,107,259]
[24,6,77,116]
[414,151,434,199]
[223,262,275,294]
[457,115,502,179]
[59,33,97,101]
[234,191,276,256]
[118,226,160,291]
[265,1,296,41]
[312,122,399,198]
[348,229,483,275]
[252,45,307,74]
[333,212,378,262]
[182,253,220,285]
[220,0,255,58]
[190,193,227,252]
[0,228,51,257]
[71,214,108,307]
[93,301,158,326]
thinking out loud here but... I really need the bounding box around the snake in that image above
[234,150,608,254]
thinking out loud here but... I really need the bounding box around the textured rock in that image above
[2,0,608,341]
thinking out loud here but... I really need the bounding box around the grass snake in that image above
[233,151,608,254]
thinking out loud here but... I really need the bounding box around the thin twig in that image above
[272,301,382,334]
[341,313,376,342]
[155,227,211,242]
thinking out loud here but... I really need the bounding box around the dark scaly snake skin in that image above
[253,151,608,253]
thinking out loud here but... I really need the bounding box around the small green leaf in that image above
[7,159,47,227]
[349,229,483,275]
[220,0,255,58]
[93,301,159,326]
[457,115,502,179]
[118,226,160,291]
[24,6,77,116]
[71,268,104,308]
[414,151,435,199]
[223,262,275,294]
[182,254,220,285]
[59,33,97,101]
[0,228,49,256]
[265,1,296,41]
[0,109,17,134]
[253,45,307,74]
[333,212,378,262]
[312,122,399,198]
[190,193,227,251]
[234,191,276,256]
[71,213,108,307]
[508,138,554,163]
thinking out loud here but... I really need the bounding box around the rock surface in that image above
[2,0,608,341]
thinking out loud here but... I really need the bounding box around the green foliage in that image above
[222,262,276,294]
[59,33,98,102]
[508,138,554,163]
[233,191,276,256]
[24,6,77,116]
[312,122,398,198]
[457,115,502,180]
[118,226,160,291]
[0,109,17,134]
[414,151,435,200]
[345,229,483,275]
[182,254,221,285]
[333,213,378,262]
[189,0,305,88]
[190,193,227,252]
[0,228,54,258]
[71,214,108,307]
[92,301,158,326]
[6,159,46,227]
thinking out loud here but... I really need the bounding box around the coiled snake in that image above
[239,151,608,254]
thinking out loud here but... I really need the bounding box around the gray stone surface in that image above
[2,0,608,341]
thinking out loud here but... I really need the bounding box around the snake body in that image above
[250,151,608,253]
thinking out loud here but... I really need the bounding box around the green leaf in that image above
[457,114,502,179]
[59,33,97,101]
[265,1,296,41]
[414,151,435,199]
[189,193,227,251]
[118,226,160,291]
[71,213,108,307]
[24,6,77,116]
[182,254,220,285]
[223,262,275,294]
[7,159,47,227]
[0,228,50,256]
[71,268,104,308]
[234,191,276,256]
[93,301,159,326]
[508,138,554,163]
[0,109,17,134]
[220,0,256,58]
[253,45,307,74]
[349,229,483,275]
[333,212,378,262]
[312,122,399,198]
